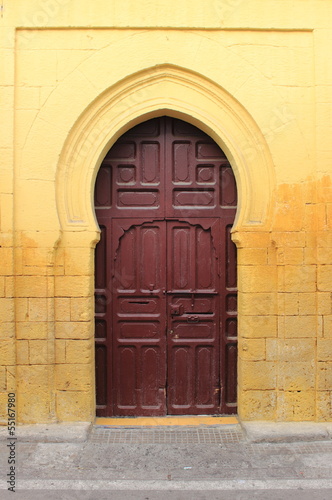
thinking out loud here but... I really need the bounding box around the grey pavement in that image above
[1,423,332,499]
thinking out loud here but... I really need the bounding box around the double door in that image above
[94,116,237,416]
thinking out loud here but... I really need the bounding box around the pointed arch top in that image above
[56,64,275,236]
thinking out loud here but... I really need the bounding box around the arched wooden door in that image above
[94,117,237,417]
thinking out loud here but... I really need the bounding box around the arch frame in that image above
[54,65,276,420]
[56,64,275,240]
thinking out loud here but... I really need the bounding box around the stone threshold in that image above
[95,416,238,427]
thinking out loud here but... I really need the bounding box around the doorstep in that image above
[95,416,239,427]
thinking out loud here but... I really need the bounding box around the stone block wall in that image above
[0,0,332,423]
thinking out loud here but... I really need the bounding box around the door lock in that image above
[187,315,199,323]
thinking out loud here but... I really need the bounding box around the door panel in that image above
[95,118,165,218]
[167,220,219,293]
[110,218,223,415]
[94,116,238,417]
[165,118,234,218]
[166,220,220,414]
[112,219,167,416]
[95,117,237,219]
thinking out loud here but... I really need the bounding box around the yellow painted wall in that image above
[1,0,332,423]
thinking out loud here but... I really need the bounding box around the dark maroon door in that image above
[166,219,220,414]
[94,117,237,417]
[111,219,167,416]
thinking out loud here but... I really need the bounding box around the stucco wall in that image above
[1,0,332,423]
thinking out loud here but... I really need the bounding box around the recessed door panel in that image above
[196,346,215,406]
[169,346,191,408]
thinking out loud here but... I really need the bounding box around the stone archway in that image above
[55,65,275,419]
[57,65,275,234]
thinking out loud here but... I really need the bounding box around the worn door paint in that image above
[94,116,237,416]
[166,219,220,414]
[111,219,167,416]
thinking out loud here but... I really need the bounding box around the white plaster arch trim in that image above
[56,65,275,236]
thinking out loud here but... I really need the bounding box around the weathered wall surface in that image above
[0,0,331,423]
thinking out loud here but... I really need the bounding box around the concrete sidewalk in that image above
[1,422,332,499]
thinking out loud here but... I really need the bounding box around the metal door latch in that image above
[187,315,199,323]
